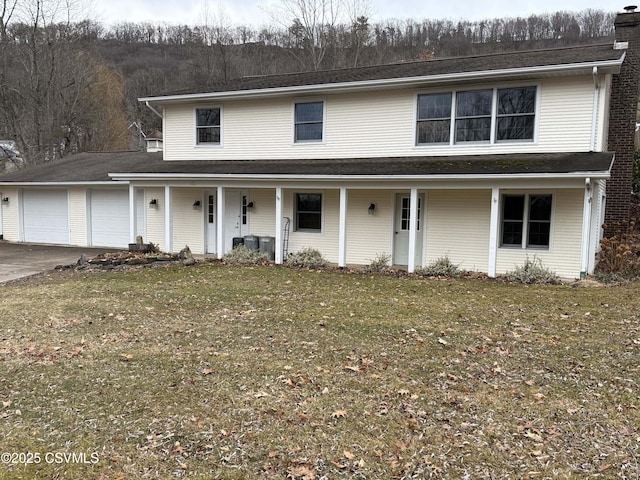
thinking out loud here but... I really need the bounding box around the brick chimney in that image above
[605,7,640,229]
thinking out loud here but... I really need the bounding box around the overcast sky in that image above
[93,0,624,27]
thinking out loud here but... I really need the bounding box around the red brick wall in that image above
[605,11,640,229]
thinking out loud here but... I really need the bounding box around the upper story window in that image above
[196,108,221,145]
[417,86,536,146]
[501,194,552,249]
[295,101,323,142]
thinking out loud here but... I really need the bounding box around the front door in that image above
[393,193,424,266]
[224,190,243,253]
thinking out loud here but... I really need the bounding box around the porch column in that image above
[338,187,347,267]
[580,178,593,279]
[164,185,172,252]
[275,187,283,264]
[408,188,418,273]
[128,183,135,243]
[216,186,224,259]
[488,187,500,278]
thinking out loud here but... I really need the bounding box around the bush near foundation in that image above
[595,221,640,280]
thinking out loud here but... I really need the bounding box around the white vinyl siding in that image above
[162,76,596,161]
[145,187,166,251]
[345,190,394,265]
[172,188,204,254]
[424,190,491,271]
[245,189,276,237]
[0,187,19,242]
[69,187,87,246]
[496,189,583,278]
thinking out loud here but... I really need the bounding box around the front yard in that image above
[0,263,638,479]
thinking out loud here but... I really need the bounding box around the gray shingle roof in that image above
[0,151,613,183]
[151,43,622,97]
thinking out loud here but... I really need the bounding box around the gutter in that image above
[591,67,601,150]
[139,58,624,105]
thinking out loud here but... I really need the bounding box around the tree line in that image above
[0,0,615,167]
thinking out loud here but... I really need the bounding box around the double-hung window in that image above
[501,194,552,248]
[295,193,322,232]
[294,101,323,142]
[416,86,536,145]
[196,108,221,145]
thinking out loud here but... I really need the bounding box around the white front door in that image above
[135,188,146,241]
[393,193,424,266]
[223,190,245,253]
[205,193,216,254]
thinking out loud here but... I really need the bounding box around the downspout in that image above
[590,66,600,151]
[580,177,593,279]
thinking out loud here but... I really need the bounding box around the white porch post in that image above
[580,178,593,279]
[408,187,418,273]
[128,183,135,243]
[338,187,347,268]
[488,187,500,278]
[275,187,283,264]
[216,186,224,259]
[164,185,172,252]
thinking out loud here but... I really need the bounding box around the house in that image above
[1,8,639,279]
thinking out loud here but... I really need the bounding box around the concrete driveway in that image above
[0,242,119,283]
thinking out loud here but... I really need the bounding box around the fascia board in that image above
[139,58,624,105]
[0,181,129,186]
[109,171,611,182]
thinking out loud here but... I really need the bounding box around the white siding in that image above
[172,188,204,254]
[496,189,584,279]
[425,190,492,271]
[345,190,394,265]
[1,187,19,242]
[145,187,166,251]
[69,187,87,246]
[246,189,277,237]
[163,77,597,161]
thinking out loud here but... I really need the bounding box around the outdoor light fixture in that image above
[368,203,376,215]
[1,197,8,204]
[149,198,158,208]
[247,201,254,209]
[193,200,201,210]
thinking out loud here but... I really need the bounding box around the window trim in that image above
[194,106,223,147]
[415,84,539,147]
[294,192,323,233]
[293,100,325,144]
[500,192,554,250]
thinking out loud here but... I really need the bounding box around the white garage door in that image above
[23,189,69,244]
[90,189,130,247]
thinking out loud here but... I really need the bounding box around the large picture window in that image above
[417,86,536,145]
[196,108,221,145]
[295,102,324,142]
[501,194,552,248]
[295,193,322,231]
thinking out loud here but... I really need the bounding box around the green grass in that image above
[0,263,639,479]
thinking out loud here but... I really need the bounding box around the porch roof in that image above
[0,151,613,184]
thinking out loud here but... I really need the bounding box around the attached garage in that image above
[22,189,70,244]
[89,188,130,247]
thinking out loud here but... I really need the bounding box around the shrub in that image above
[364,252,391,273]
[416,256,461,277]
[503,256,561,284]
[287,247,327,268]
[222,245,270,264]
[595,221,640,280]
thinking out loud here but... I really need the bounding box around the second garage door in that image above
[90,189,130,247]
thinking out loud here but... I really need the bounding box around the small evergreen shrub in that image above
[222,245,270,264]
[503,256,561,284]
[416,256,461,277]
[287,247,327,268]
[364,252,391,273]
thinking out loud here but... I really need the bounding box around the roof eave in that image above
[139,58,624,105]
